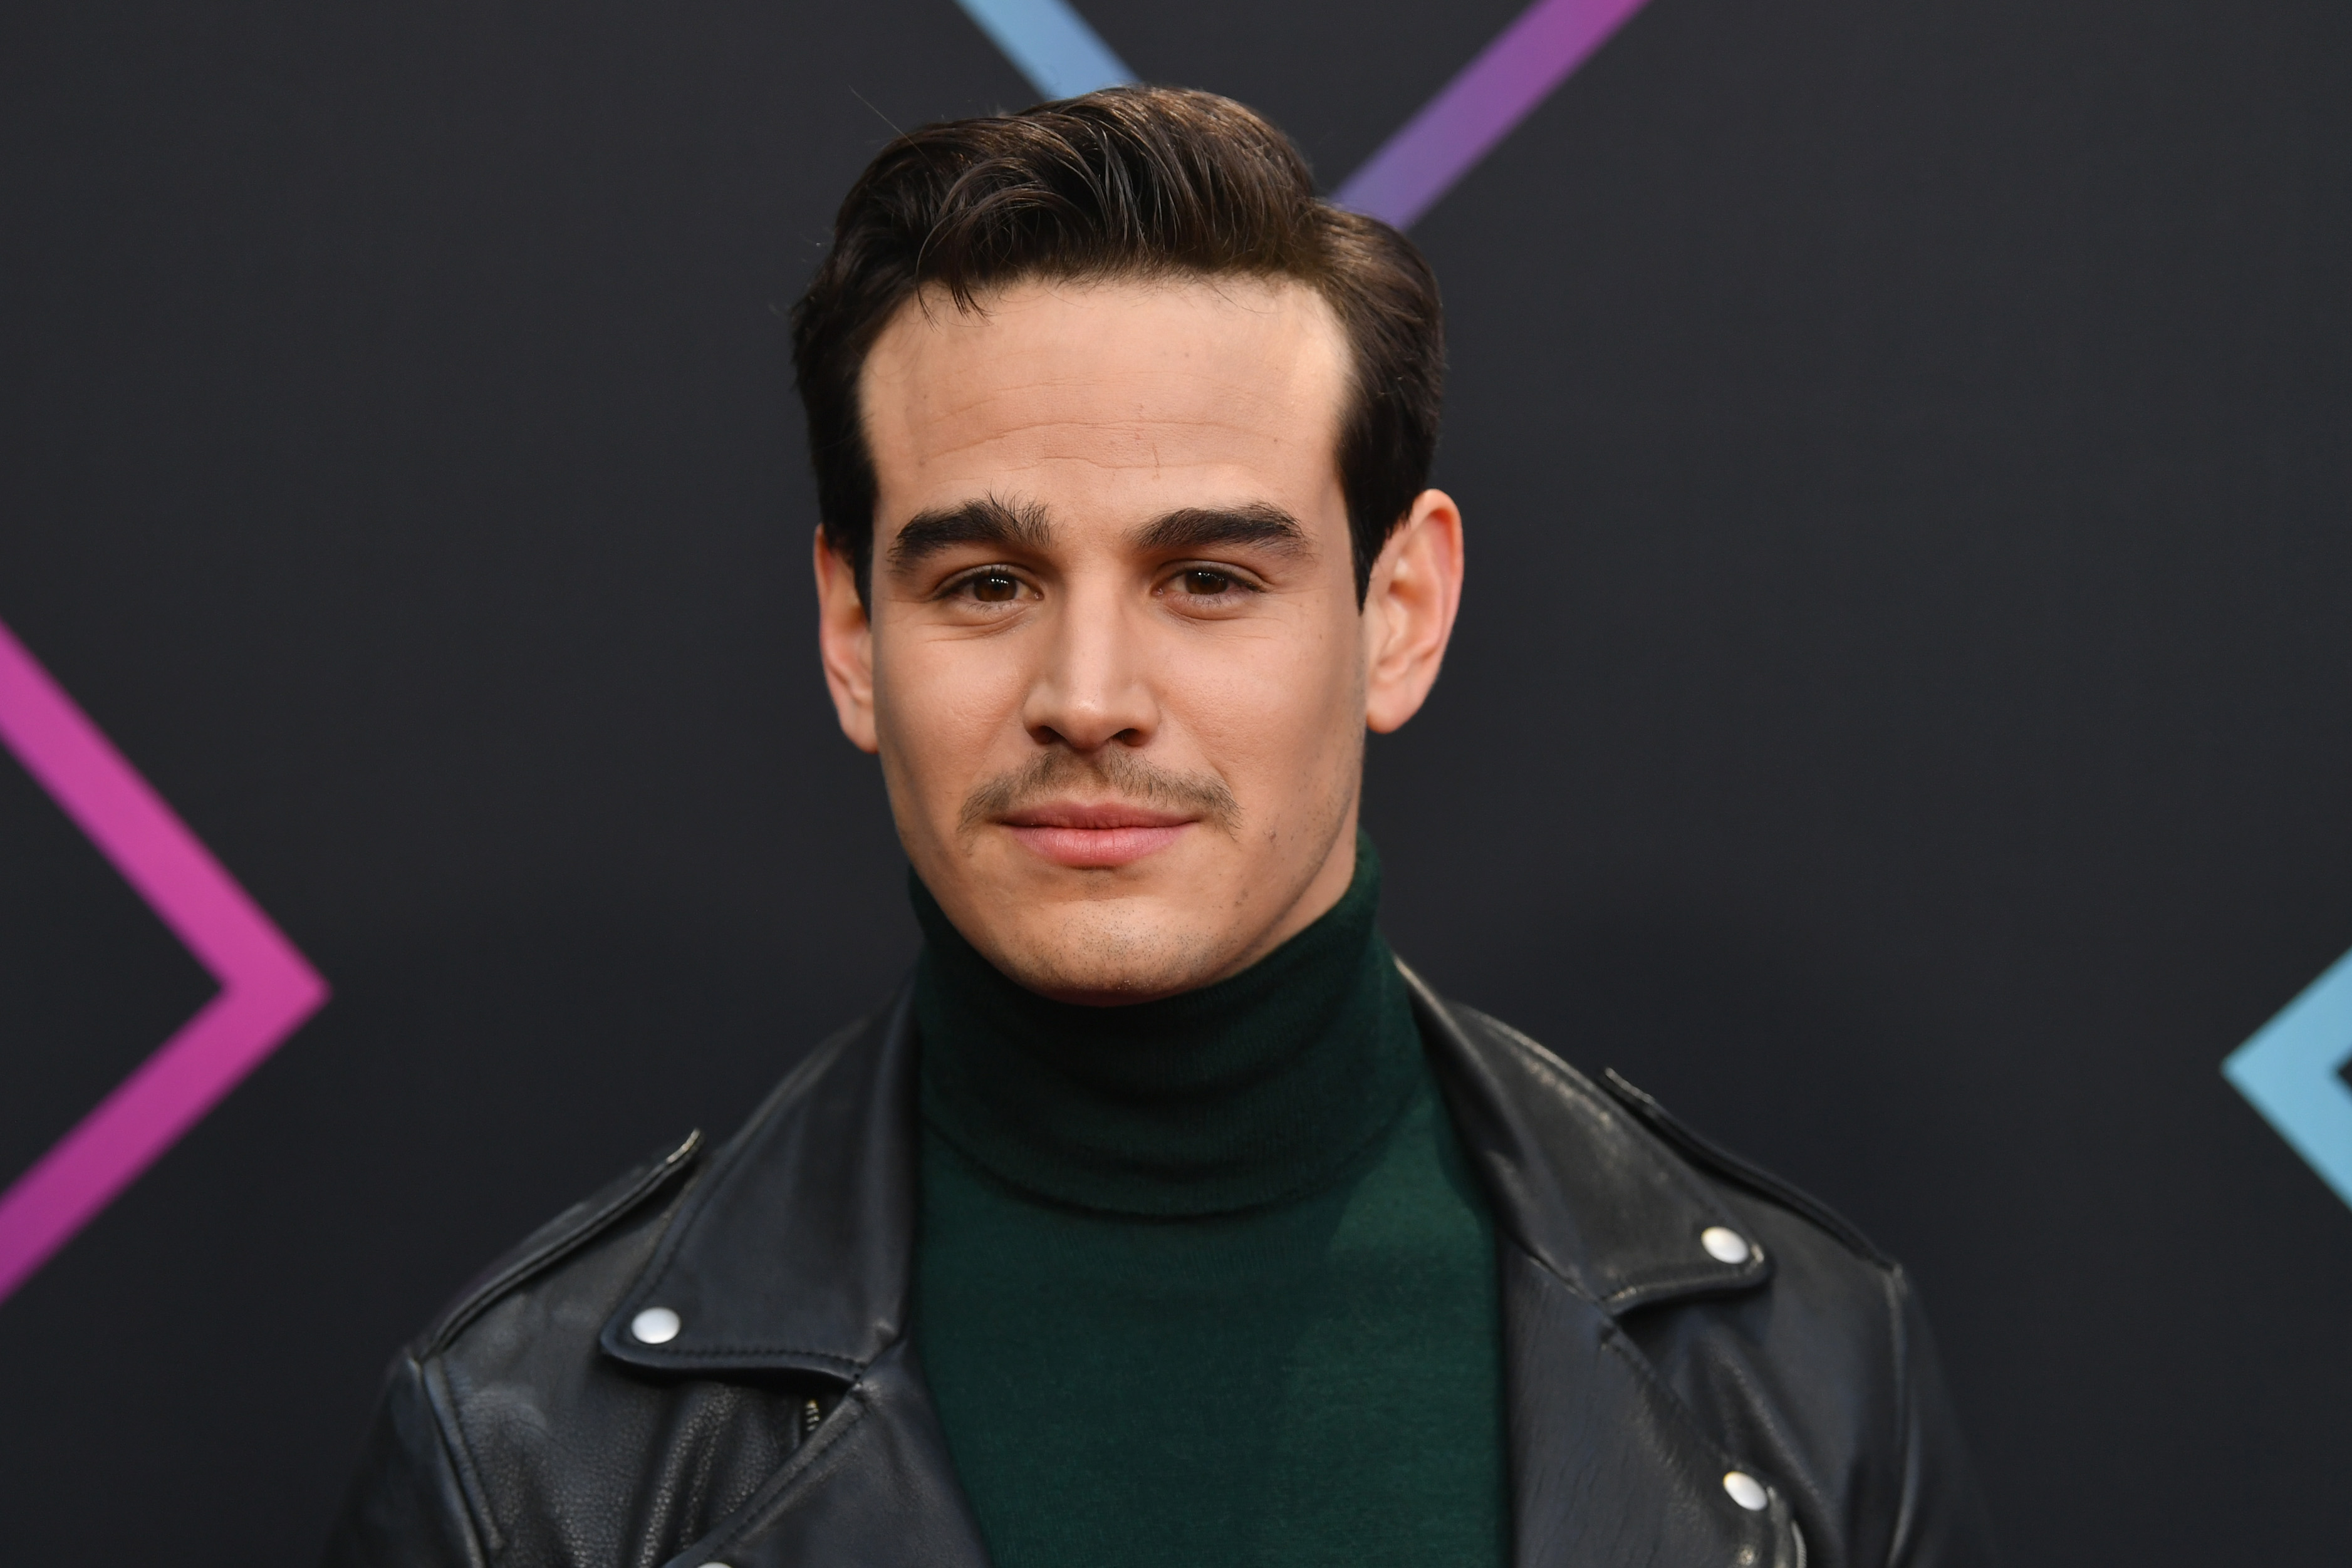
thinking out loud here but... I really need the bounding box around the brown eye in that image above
[968,571,1019,603]
[1180,569,1232,596]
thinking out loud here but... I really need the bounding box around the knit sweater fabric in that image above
[909,838,1507,1567]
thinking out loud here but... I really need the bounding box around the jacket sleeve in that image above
[1885,1268,2001,1567]
[319,1353,491,1568]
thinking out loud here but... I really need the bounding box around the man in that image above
[326,87,1994,1567]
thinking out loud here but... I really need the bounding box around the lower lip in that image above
[1005,823,1191,868]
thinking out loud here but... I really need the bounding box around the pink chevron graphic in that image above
[0,614,328,1305]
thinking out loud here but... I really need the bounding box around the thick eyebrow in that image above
[1130,503,1313,559]
[885,496,1054,574]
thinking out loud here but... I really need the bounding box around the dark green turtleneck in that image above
[910,838,1506,1568]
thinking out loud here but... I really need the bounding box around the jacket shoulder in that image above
[1417,982,1888,1304]
[1593,1066,1891,1269]
[1583,1062,2001,1565]
[1422,994,1997,1563]
[421,1128,707,1355]
[324,1133,713,1565]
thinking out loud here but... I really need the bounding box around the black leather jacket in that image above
[323,967,1996,1567]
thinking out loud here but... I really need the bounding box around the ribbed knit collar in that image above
[912,834,1424,1218]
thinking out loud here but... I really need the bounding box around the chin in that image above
[986,906,1232,1005]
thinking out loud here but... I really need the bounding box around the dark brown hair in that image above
[791,86,1444,603]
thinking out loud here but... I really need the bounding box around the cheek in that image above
[872,630,1031,804]
[1164,619,1362,794]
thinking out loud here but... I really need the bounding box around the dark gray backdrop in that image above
[3,0,2348,1560]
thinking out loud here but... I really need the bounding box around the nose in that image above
[1019,577,1158,753]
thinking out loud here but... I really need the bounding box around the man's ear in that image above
[813,526,880,754]
[1361,489,1465,735]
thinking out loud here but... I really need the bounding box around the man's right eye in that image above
[964,571,1021,603]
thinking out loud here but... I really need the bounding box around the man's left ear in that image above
[1362,488,1465,734]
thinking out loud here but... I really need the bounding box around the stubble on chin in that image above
[982,896,1227,1004]
[975,807,1358,1005]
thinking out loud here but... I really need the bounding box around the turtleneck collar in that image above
[911,833,1425,1217]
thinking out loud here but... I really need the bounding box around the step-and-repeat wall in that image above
[4,0,2347,1560]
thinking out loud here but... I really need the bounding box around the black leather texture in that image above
[321,968,1997,1567]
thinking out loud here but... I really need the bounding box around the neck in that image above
[910,833,1424,1216]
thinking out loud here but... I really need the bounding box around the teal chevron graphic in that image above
[953,0,1133,98]
[2224,945,2352,1210]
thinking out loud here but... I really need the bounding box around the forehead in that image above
[858,276,1350,522]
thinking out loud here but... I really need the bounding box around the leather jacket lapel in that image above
[605,992,989,1567]
[1403,965,1772,1310]
[601,993,921,1381]
[1502,1247,1804,1567]
[657,1337,991,1568]
[1408,967,1806,1567]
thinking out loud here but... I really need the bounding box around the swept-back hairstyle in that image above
[791,85,1444,603]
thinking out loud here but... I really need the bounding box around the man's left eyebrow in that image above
[1131,504,1314,558]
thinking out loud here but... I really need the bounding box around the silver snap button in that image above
[1723,1470,1768,1511]
[1701,1226,1752,1265]
[630,1306,682,1344]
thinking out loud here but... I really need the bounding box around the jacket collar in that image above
[601,992,918,1379]
[1400,963,1772,1311]
[601,964,1766,1377]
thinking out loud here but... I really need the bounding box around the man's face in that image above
[816,276,1460,1003]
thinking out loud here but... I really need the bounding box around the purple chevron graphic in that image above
[0,615,328,1305]
[1334,0,1653,228]
[958,0,1657,232]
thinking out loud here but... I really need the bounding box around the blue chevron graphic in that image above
[953,0,1134,99]
[2224,944,2352,1210]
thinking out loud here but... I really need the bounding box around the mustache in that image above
[959,748,1241,835]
